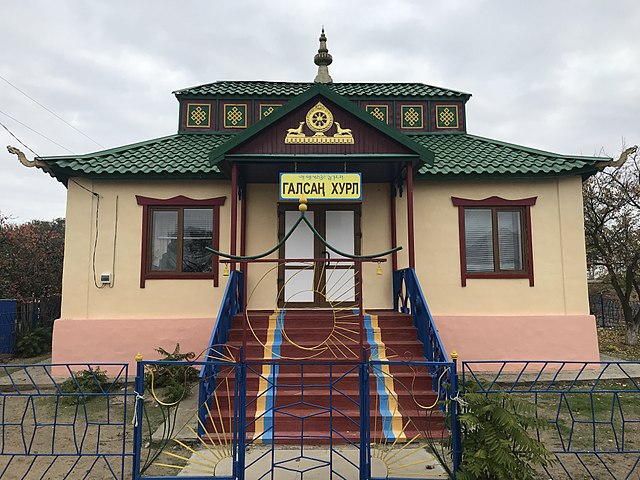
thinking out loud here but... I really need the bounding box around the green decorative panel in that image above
[259,104,282,120]
[401,105,423,129]
[436,105,459,129]
[365,105,389,124]
[224,104,248,128]
[186,103,211,128]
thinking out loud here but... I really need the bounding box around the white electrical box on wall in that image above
[100,273,112,286]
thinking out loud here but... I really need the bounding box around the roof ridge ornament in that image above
[313,28,333,84]
[6,146,51,172]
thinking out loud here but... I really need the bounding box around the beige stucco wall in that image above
[61,179,232,320]
[410,176,590,315]
[61,175,589,319]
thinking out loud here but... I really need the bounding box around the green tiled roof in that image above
[40,134,233,176]
[412,134,605,176]
[173,81,471,99]
[40,132,605,179]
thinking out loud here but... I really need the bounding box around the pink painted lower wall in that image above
[51,314,600,375]
[51,317,215,374]
[433,315,600,364]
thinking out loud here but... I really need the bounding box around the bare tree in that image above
[584,145,640,344]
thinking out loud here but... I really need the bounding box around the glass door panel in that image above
[324,210,355,303]
[325,211,355,259]
[283,210,315,303]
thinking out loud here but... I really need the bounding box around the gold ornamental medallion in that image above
[305,102,334,134]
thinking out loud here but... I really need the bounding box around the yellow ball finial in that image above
[223,263,230,277]
[135,352,143,363]
[298,195,308,212]
[376,262,383,276]
[451,350,458,361]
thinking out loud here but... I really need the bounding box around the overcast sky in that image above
[1,1,639,222]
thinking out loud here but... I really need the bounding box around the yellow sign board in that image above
[279,173,362,201]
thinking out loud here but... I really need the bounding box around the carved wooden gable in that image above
[230,96,416,157]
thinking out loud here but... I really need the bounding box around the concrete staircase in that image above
[203,310,446,444]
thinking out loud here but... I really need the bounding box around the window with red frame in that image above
[452,196,536,286]
[136,195,225,287]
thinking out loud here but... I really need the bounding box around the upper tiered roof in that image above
[174,81,471,100]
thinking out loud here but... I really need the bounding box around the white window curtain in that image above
[464,209,494,272]
[497,211,523,270]
[151,211,178,271]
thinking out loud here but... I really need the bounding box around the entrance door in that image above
[278,204,361,307]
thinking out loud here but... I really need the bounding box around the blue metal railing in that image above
[197,270,244,436]
[393,268,448,365]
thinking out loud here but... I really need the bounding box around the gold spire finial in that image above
[314,28,333,84]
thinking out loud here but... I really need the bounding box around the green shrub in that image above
[145,344,198,404]
[15,326,52,358]
[452,388,554,480]
[59,367,117,404]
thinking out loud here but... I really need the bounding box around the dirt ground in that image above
[0,394,132,479]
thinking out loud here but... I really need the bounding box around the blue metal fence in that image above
[0,299,17,355]
[3,359,637,478]
[0,363,131,479]
[589,293,640,328]
[462,360,640,479]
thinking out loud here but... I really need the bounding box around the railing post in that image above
[197,375,206,437]
[450,352,462,477]
[357,262,365,360]
[132,355,145,480]
[392,269,400,311]
[359,356,370,480]
[236,350,246,480]
[238,271,245,314]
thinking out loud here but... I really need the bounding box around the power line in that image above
[0,108,74,154]
[0,74,104,148]
[0,121,40,157]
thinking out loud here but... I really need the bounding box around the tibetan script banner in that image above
[279,173,362,201]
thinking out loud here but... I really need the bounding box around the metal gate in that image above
[132,358,457,480]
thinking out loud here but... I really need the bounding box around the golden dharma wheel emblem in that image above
[306,102,334,133]
[284,101,354,144]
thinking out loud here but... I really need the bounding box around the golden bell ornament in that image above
[376,262,383,276]
[223,263,230,277]
[298,195,308,212]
